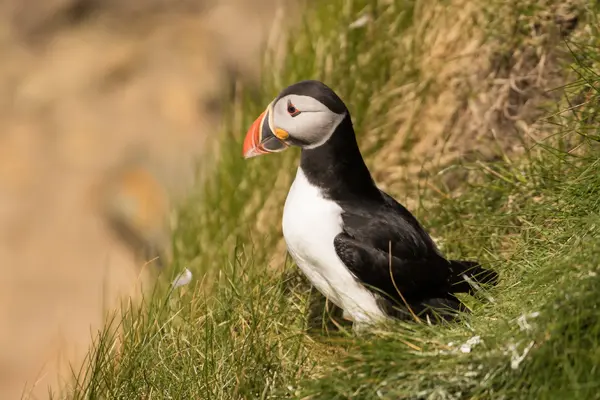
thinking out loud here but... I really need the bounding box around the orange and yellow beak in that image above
[243,103,289,159]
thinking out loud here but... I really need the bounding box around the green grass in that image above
[61,0,600,399]
[297,139,600,399]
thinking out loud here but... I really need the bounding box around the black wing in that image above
[334,190,497,304]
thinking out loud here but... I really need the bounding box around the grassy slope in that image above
[66,1,600,399]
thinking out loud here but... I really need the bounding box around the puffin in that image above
[242,80,498,329]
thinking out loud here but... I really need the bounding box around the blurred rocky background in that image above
[0,0,290,397]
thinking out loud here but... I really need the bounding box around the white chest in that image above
[281,168,386,323]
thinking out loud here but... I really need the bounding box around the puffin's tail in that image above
[410,262,498,323]
[382,261,498,324]
[384,295,467,323]
[448,260,499,295]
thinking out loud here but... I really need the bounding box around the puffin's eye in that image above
[287,101,301,117]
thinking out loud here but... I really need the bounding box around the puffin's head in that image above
[243,80,348,159]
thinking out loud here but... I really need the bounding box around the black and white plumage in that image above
[243,80,498,329]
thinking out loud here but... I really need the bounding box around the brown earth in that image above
[0,1,292,398]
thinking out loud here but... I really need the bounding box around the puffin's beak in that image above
[243,103,289,159]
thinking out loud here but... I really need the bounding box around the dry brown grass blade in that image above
[389,241,422,324]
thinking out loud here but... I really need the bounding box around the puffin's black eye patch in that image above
[287,100,301,117]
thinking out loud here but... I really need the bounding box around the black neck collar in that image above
[299,114,381,202]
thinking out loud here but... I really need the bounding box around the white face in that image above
[270,94,347,149]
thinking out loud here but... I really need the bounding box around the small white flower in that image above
[509,341,535,370]
[349,14,371,29]
[172,268,193,288]
[460,335,482,353]
[516,311,540,331]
